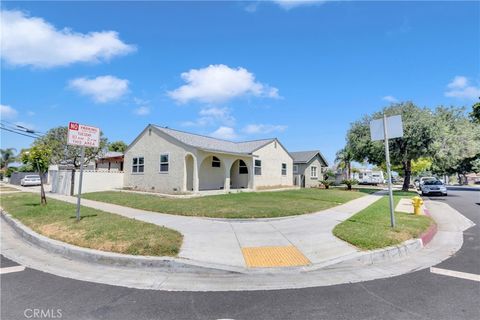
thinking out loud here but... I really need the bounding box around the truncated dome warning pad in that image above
[241,245,311,268]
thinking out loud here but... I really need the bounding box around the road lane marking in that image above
[430,267,480,282]
[0,266,26,274]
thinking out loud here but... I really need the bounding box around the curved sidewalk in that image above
[29,190,386,269]
[1,198,474,291]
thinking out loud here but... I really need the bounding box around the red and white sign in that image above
[67,122,100,148]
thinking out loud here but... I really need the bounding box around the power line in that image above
[0,126,40,139]
[0,120,45,136]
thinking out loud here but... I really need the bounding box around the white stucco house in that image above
[291,150,329,188]
[124,125,294,194]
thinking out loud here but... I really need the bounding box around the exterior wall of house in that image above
[302,158,323,188]
[252,141,293,188]
[124,128,195,193]
[96,160,123,171]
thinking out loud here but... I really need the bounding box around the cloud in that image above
[210,126,238,140]
[168,64,280,104]
[242,124,287,135]
[183,107,236,127]
[273,0,326,10]
[0,10,135,68]
[0,104,18,119]
[133,106,150,116]
[69,75,129,103]
[382,95,399,103]
[445,76,480,100]
[27,111,35,116]
[132,98,151,115]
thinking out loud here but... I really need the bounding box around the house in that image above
[96,151,124,172]
[291,151,329,188]
[124,125,293,193]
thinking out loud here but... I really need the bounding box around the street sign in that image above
[370,115,403,141]
[67,121,100,221]
[370,114,404,228]
[67,122,100,148]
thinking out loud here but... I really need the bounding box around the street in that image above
[1,187,479,320]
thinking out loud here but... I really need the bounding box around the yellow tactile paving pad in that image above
[242,245,311,268]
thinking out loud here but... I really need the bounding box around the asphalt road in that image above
[1,187,479,320]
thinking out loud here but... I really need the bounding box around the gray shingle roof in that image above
[154,126,275,155]
[291,150,329,166]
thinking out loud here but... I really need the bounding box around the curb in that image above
[419,207,438,246]
[0,211,242,274]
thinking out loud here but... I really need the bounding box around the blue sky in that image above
[1,0,479,164]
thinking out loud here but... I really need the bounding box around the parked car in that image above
[421,180,447,196]
[417,176,438,189]
[20,175,41,186]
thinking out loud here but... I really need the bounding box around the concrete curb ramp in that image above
[0,199,475,291]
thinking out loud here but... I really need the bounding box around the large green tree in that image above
[108,140,128,153]
[346,102,437,191]
[430,106,480,177]
[33,126,108,168]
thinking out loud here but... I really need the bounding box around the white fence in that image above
[50,170,124,195]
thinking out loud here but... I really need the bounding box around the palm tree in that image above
[335,147,353,180]
[0,148,17,170]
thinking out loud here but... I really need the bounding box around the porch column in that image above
[224,163,231,192]
[193,156,199,192]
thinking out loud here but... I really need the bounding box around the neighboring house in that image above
[124,125,293,193]
[291,151,329,188]
[96,151,124,172]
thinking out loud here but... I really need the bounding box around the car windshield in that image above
[26,175,40,179]
[424,180,443,185]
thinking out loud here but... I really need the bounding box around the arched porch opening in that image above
[199,155,226,190]
[230,159,249,189]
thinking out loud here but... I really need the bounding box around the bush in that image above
[320,180,332,189]
[342,179,359,190]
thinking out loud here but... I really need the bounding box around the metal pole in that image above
[75,146,85,222]
[383,114,396,228]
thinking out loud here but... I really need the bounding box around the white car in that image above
[421,180,447,196]
[20,175,42,186]
[417,176,437,189]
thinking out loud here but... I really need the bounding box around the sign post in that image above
[370,114,403,228]
[67,122,100,222]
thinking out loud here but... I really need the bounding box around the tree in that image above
[335,147,354,179]
[410,157,432,176]
[108,141,128,153]
[346,102,437,191]
[470,101,480,123]
[430,106,480,177]
[0,148,17,169]
[33,126,107,168]
[21,146,51,205]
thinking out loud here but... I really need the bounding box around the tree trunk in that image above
[36,164,47,205]
[348,162,351,180]
[402,160,411,191]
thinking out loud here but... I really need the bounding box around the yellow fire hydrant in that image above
[412,196,424,215]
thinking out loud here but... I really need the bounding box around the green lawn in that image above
[0,192,182,256]
[333,191,433,250]
[82,188,378,219]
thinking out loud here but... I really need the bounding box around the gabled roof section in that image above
[153,125,275,155]
[291,150,329,166]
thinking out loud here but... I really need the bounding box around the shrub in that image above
[321,180,332,189]
[342,179,359,190]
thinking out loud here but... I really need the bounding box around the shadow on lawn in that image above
[69,214,98,220]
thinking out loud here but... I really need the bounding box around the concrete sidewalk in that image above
[1,197,473,291]
[8,185,385,269]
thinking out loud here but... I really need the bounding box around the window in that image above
[282,163,287,175]
[132,157,144,173]
[311,166,318,178]
[160,154,169,172]
[254,159,262,175]
[293,165,298,174]
[239,160,248,174]
[212,156,221,168]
